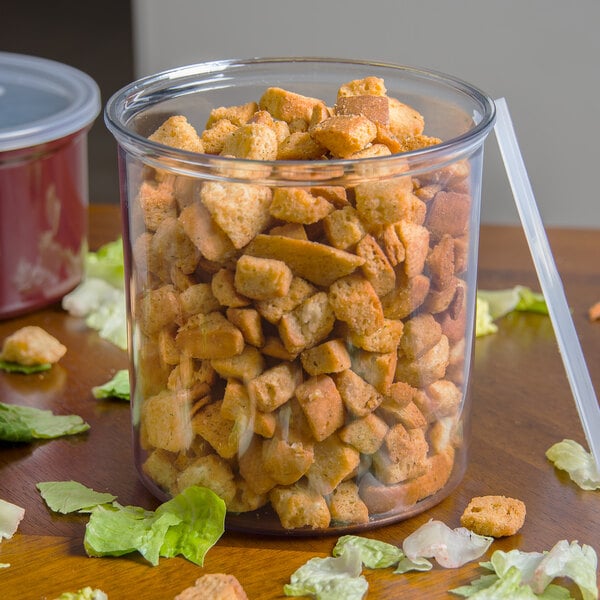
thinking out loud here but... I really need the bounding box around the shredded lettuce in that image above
[0,498,25,541]
[546,439,600,490]
[53,587,107,600]
[37,481,117,514]
[0,360,51,374]
[284,543,368,600]
[0,402,89,442]
[62,238,127,350]
[37,482,225,567]
[475,286,548,337]
[92,370,130,401]
[451,541,598,599]
[332,535,403,569]
[85,238,125,290]
[402,519,493,568]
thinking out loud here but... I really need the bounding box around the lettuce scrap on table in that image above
[37,482,226,567]
[92,369,130,401]
[475,285,548,337]
[0,497,25,568]
[0,360,51,374]
[451,540,598,599]
[285,523,494,599]
[0,402,89,442]
[546,439,600,491]
[53,588,107,600]
[62,239,127,351]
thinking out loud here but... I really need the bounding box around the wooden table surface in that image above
[1,204,599,599]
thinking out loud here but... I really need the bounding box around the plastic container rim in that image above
[0,52,101,152]
[105,56,496,180]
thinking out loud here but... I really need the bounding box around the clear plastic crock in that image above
[0,52,100,319]
[105,57,495,535]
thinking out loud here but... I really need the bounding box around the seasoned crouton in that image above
[323,206,366,250]
[310,114,377,158]
[142,389,193,453]
[295,375,345,441]
[270,187,334,224]
[345,318,404,354]
[300,339,351,376]
[262,435,314,485]
[137,179,177,232]
[350,349,397,395]
[211,268,250,308]
[306,434,360,495]
[179,283,221,317]
[399,313,443,360]
[234,255,293,300]
[395,334,449,388]
[148,115,203,153]
[225,307,264,347]
[176,454,236,504]
[176,312,244,360]
[259,87,327,124]
[460,495,526,537]
[356,234,396,296]
[255,276,316,324]
[338,412,389,454]
[329,480,370,525]
[174,573,249,600]
[221,122,278,160]
[247,362,301,412]
[0,325,66,366]
[270,482,331,530]
[334,369,383,417]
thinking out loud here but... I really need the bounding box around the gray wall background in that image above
[132,0,599,228]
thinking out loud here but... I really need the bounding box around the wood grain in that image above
[0,206,598,598]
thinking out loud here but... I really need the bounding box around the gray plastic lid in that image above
[0,52,101,152]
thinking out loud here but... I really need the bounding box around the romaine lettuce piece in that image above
[53,587,107,600]
[0,360,51,374]
[0,498,25,541]
[92,369,130,401]
[332,534,403,569]
[402,519,493,568]
[546,439,600,490]
[475,296,498,337]
[85,238,125,289]
[284,543,368,600]
[477,285,548,321]
[0,402,89,442]
[37,481,117,514]
[83,486,225,567]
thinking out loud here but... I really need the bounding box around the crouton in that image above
[337,76,387,98]
[350,349,397,395]
[262,436,314,485]
[259,87,327,124]
[148,115,203,153]
[225,307,264,347]
[329,480,370,525]
[356,234,396,296]
[334,369,383,417]
[381,273,430,320]
[395,220,430,278]
[269,187,334,224]
[211,345,265,382]
[269,483,331,530]
[174,573,249,600]
[192,400,240,459]
[238,436,277,494]
[277,131,326,160]
[310,114,378,158]
[460,495,526,537]
[345,318,404,354]
[179,283,221,317]
[427,191,471,240]
[234,255,293,300]
[338,413,389,454]
[221,122,278,160]
[300,339,351,376]
[206,102,259,128]
[295,375,345,441]
[399,313,443,360]
[176,454,236,504]
[323,206,366,250]
[176,312,244,360]
[247,362,301,412]
[387,97,425,138]
[149,217,200,280]
[142,449,179,494]
[211,268,251,308]
[336,94,390,125]
[137,179,177,232]
[138,285,181,336]
[395,334,449,388]
[201,118,239,154]
[255,276,316,324]
[0,325,66,366]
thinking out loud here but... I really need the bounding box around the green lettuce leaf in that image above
[546,439,600,490]
[452,541,598,599]
[0,359,51,374]
[332,534,403,569]
[92,369,130,401]
[53,587,107,600]
[85,238,125,289]
[37,481,117,514]
[82,486,225,567]
[156,486,227,566]
[284,543,368,599]
[0,402,89,442]
[475,296,498,337]
[0,498,25,541]
[394,555,433,574]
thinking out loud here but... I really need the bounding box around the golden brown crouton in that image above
[247,362,301,412]
[310,114,378,158]
[460,495,526,537]
[211,345,265,382]
[399,313,443,360]
[356,234,396,296]
[354,178,420,232]
[201,118,239,154]
[137,179,177,232]
[138,285,182,336]
[334,369,383,417]
[277,131,326,160]
[329,480,370,525]
[201,181,273,249]
[259,87,327,124]
[395,334,449,388]
[306,434,360,495]
[426,191,471,240]
[295,375,345,441]
[278,292,335,355]
[270,482,331,530]
[221,122,278,160]
[336,94,390,125]
[262,434,315,486]
[338,412,389,454]
[238,436,277,494]
[246,234,364,287]
[141,389,193,453]
[323,206,366,250]
[206,101,259,128]
[395,220,430,278]
[381,273,430,320]
[0,326,66,366]
[176,454,236,504]
[192,400,240,459]
[300,339,351,376]
[328,274,384,336]
[148,115,203,153]
[179,283,221,317]
[233,254,293,301]
[346,318,404,354]
[225,307,264,347]
[387,97,425,138]
[174,573,249,600]
[426,234,456,290]
[254,276,316,324]
[269,187,334,224]
[142,449,179,494]
[337,76,387,98]
[176,312,244,360]
[350,349,398,395]
[372,425,429,484]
